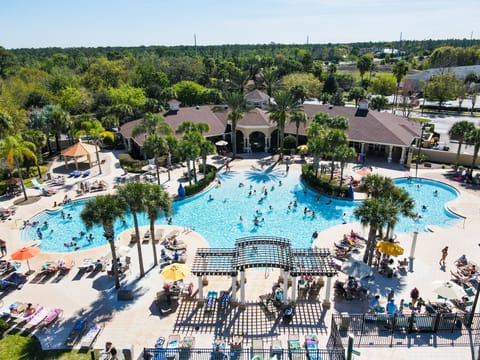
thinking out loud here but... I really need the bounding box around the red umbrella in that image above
[11,247,40,273]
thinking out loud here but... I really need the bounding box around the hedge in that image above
[301,163,349,198]
[184,165,217,196]
[118,153,148,173]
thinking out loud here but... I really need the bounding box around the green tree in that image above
[448,120,476,170]
[171,81,207,106]
[224,92,247,158]
[290,111,307,149]
[80,195,126,289]
[48,105,72,152]
[282,73,322,100]
[323,129,348,181]
[259,67,279,102]
[348,87,366,107]
[0,112,14,138]
[357,54,374,82]
[268,90,301,156]
[0,135,37,201]
[425,73,463,109]
[75,119,114,175]
[144,184,172,266]
[361,174,394,199]
[466,127,480,174]
[336,145,357,187]
[392,60,409,110]
[117,183,147,277]
[143,134,169,185]
[368,73,396,96]
[199,139,216,174]
[306,121,326,176]
[322,72,338,95]
[107,84,147,118]
[370,96,388,111]
[23,129,47,177]
[384,187,416,239]
[177,137,200,185]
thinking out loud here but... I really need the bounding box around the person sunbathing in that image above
[25,303,37,316]
[455,254,468,267]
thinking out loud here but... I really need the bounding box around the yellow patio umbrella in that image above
[160,263,190,282]
[376,241,404,257]
[297,145,309,153]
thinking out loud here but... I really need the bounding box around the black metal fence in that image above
[141,348,346,360]
[332,312,480,347]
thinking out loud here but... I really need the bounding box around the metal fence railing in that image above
[331,312,480,348]
[141,348,346,360]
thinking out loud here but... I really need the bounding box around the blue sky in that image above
[1,0,478,49]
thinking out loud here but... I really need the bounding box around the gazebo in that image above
[61,141,97,170]
[191,236,337,307]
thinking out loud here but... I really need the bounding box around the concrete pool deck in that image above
[0,151,478,359]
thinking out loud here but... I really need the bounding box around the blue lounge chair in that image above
[65,319,88,347]
[82,171,90,177]
[305,335,322,360]
[205,291,218,312]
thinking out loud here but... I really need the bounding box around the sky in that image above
[1,0,478,49]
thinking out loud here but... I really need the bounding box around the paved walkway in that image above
[0,151,478,359]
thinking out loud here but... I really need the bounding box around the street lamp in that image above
[415,124,430,178]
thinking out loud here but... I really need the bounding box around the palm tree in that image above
[224,92,247,159]
[392,60,409,112]
[199,139,216,174]
[177,139,200,186]
[328,115,349,130]
[23,129,47,179]
[117,183,147,277]
[466,127,480,175]
[48,105,71,152]
[0,135,37,201]
[384,187,416,239]
[143,134,168,185]
[306,121,326,176]
[0,112,13,138]
[361,175,394,199]
[323,129,348,181]
[354,197,389,265]
[448,121,476,170]
[76,119,114,175]
[336,145,357,187]
[144,184,172,266]
[80,195,126,289]
[260,67,279,102]
[268,90,301,157]
[290,111,307,149]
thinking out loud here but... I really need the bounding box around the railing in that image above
[141,348,345,360]
[332,312,480,347]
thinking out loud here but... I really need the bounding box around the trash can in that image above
[340,312,350,330]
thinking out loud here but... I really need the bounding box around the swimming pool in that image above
[20,168,461,252]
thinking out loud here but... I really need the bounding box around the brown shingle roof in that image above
[119,104,421,148]
[244,89,269,101]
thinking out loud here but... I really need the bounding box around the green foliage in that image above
[370,96,389,111]
[301,163,349,198]
[172,80,208,106]
[107,84,147,110]
[283,135,297,149]
[0,318,9,332]
[281,72,322,99]
[424,73,463,107]
[184,165,217,196]
[368,73,396,96]
[118,153,148,173]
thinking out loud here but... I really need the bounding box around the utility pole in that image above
[194,33,197,57]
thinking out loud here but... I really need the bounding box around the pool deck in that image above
[0,151,479,359]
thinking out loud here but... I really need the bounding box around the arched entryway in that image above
[249,132,266,152]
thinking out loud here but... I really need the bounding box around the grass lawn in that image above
[0,334,93,360]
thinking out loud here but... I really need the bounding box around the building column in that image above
[387,145,393,163]
[322,276,332,309]
[399,147,406,165]
[243,137,249,153]
[283,270,289,305]
[291,275,297,303]
[265,136,270,153]
[231,274,237,304]
[360,143,365,154]
[240,270,246,306]
[198,276,204,303]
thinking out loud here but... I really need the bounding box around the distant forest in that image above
[0,38,479,136]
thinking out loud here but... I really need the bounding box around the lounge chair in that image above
[305,335,321,360]
[212,342,226,360]
[0,272,27,290]
[252,339,264,360]
[271,339,283,359]
[26,307,51,328]
[181,282,194,298]
[65,319,88,347]
[59,259,75,274]
[42,308,63,327]
[219,291,230,309]
[16,304,43,325]
[79,322,103,349]
[288,334,302,360]
[165,334,181,360]
[205,291,218,312]
[78,258,93,272]
[230,334,243,352]
[40,262,59,275]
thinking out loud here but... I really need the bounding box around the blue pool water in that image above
[20,168,461,252]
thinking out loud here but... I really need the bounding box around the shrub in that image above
[184,165,217,196]
[301,163,349,198]
[118,153,148,173]
[0,318,9,333]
